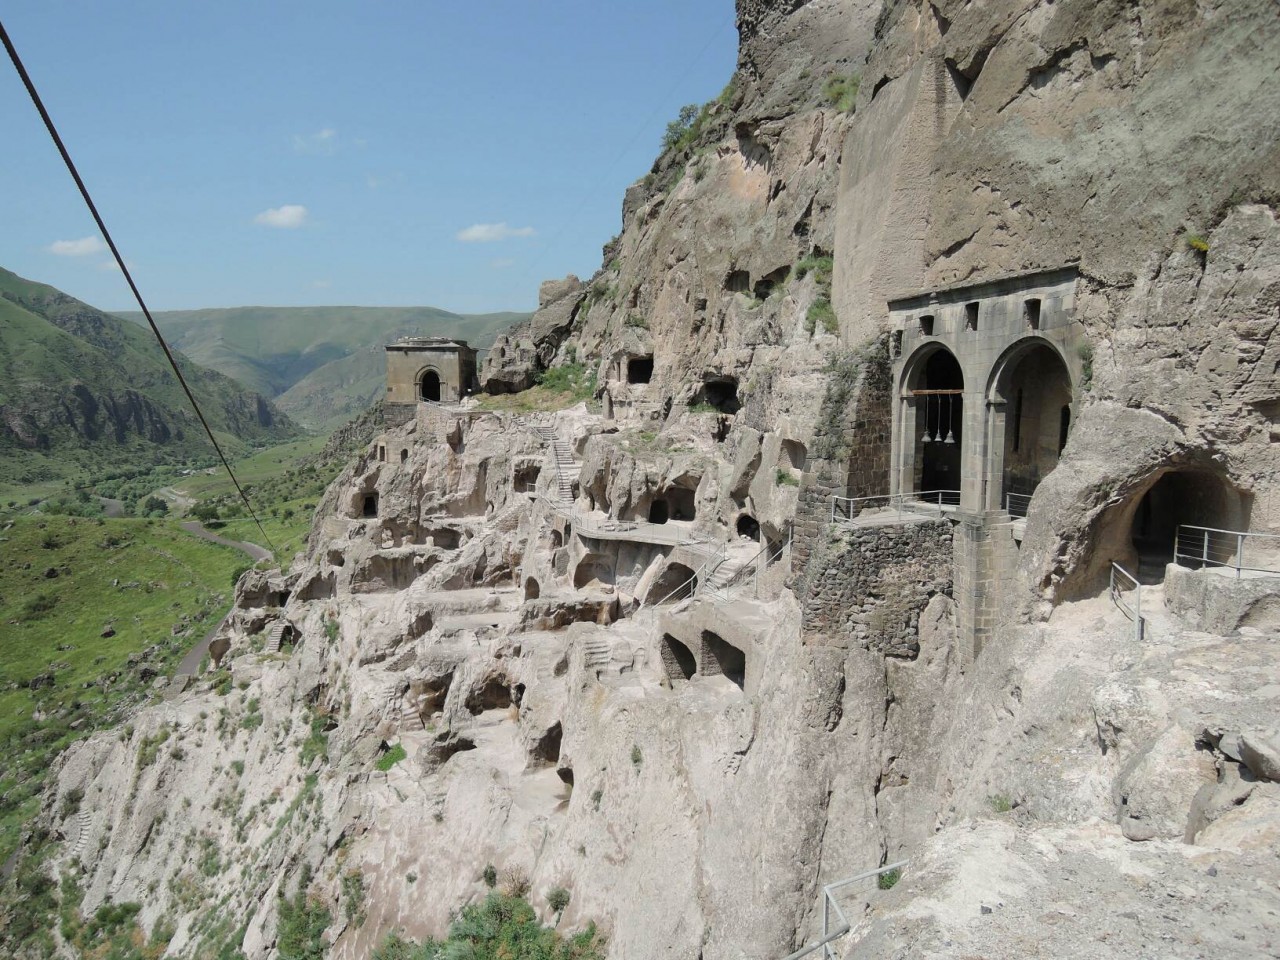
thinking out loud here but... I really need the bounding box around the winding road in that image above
[175,521,271,677]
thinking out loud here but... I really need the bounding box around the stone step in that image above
[582,637,612,667]
[69,810,92,859]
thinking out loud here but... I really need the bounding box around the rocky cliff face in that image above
[15,1,1280,958]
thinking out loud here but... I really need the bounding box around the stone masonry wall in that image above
[801,519,953,655]
[792,350,892,570]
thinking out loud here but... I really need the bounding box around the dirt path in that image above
[175,521,271,677]
[96,496,124,518]
[179,520,272,562]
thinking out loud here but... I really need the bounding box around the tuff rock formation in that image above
[23,1,1280,959]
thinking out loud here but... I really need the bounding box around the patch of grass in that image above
[630,744,642,769]
[877,867,902,890]
[793,254,834,285]
[277,868,331,960]
[373,892,606,960]
[591,788,603,811]
[776,469,800,488]
[823,73,860,112]
[477,362,598,413]
[376,743,407,772]
[136,726,171,770]
[1186,234,1209,253]
[988,794,1013,813]
[0,512,246,876]
[299,710,330,766]
[806,299,838,336]
[342,870,367,927]
[483,863,498,889]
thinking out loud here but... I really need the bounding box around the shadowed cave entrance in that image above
[660,634,696,683]
[646,562,697,604]
[701,630,746,690]
[1131,469,1246,582]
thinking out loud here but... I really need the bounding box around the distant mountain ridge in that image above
[119,305,531,431]
[0,267,299,486]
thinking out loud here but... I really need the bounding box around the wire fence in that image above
[1174,524,1280,577]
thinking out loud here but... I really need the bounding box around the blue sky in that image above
[0,1,737,314]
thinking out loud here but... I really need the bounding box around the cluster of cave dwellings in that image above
[887,267,1249,585]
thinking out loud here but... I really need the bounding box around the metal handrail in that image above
[1174,524,1280,578]
[1109,562,1145,642]
[645,543,724,608]
[831,490,961,525]
[704,529,792,602]
[1005,492,1033,519]
[782,860,909,960]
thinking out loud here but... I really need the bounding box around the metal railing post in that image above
[821,891,830,959]
[1237,533,1244,579]
[1135,580,1143,642]
[1203,529,1209,565]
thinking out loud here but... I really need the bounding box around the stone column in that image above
[960,387,984,512]
[984,398,1008,512]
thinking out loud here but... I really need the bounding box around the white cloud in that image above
[293,128,339,154]
[456,222,536,243]
[97,258,135,273]
[48,236,105,256]
[254,204,309,229]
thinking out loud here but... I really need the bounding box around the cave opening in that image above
[696,377,741,415]
[660,633,697,683]
[361,493,379,518]
[701,630,746,690]
[627,356,654,385]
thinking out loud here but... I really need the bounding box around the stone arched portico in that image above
[889,268,1085,517]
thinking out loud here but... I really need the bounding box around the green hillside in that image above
[120,305,529,430]
[0,267,300,487]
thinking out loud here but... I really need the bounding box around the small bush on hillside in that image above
[483,863,498,889]
[376,743,406,772]
[277,881,331,960]
[1186,234,1209,253]
[548,886,571,916]
[877,867,902,890]
[662,103,702,153]
[823,73,860,112]
[806,299,838,336]
[502,866,531,899]
[21,591,57,619]
[372,892,606,960]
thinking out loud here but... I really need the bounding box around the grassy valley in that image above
[0,403,378,870]
[0,267,300,489]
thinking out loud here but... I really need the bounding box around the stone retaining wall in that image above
[801,519,953,656]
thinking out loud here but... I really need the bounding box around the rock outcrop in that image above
[14,2,1280,959]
